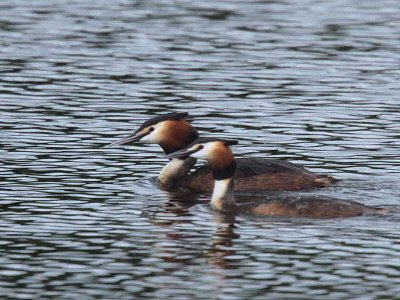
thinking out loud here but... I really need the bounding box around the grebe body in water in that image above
[109,112,336,192]
[165,138,387,218]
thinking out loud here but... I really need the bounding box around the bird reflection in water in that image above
[207,213,240,270]
[150,189,242,272]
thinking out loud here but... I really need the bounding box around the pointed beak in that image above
[165,148,198,160]
[105,132,147,147]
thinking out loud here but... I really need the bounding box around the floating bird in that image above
[166,138,387,218]
[108,112,336,192]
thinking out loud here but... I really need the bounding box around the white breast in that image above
[211,178,235,210]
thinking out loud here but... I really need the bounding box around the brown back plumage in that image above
[180,158,336,192]
[247,196,388,218]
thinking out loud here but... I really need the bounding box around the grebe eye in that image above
[149,127,154,132]
[198,145,204,150]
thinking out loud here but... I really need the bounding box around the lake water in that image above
[1,0,400,299]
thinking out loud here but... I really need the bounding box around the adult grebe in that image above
[165,138,387,218]
[108,112,336,192]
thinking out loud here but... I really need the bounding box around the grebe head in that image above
[108,112,199,154]
[166,138,238,180]
[168,138,239,211]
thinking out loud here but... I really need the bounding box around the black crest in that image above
[186,137,239,148]
[135,112,189,133]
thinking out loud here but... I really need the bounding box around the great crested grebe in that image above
[108,112,337,192]
[165,138,387,218]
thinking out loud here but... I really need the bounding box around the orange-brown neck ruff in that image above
[208,143,237,180]
[159,120,199,154]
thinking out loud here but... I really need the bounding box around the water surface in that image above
[1,0,400,299]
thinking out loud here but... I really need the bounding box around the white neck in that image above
[159,157,197,188]
[211,177,236,212]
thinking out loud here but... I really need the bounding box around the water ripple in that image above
[1,0,400,299]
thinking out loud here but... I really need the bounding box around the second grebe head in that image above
[166,138,238,180]
[108,112,199,154]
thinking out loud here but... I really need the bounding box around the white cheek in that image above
[140,124,164,143]
[141,132,157,143]
[192,148,207,159]
[191,144,214,160]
